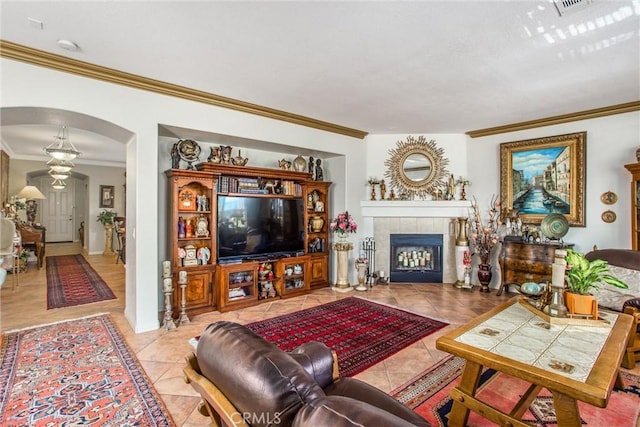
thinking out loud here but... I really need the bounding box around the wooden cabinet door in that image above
[309,255,328,289]
[173,269,214,317]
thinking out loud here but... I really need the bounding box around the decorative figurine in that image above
[178,217,186,238]
[292,154,306,172]
[308,156,315,176]
[171,143,180,169]
[315,159,324,181]
[380,179,387,200]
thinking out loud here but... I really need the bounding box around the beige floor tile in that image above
[3,242,637,426]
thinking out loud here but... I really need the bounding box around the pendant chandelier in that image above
[49,169,71,180]
[47,158,74,173]
[51,179,67,190]
[44,125,81,161]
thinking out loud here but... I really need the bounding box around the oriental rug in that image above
[245,297,448,377]
[46,254,116,309]
[392,355,640,427]
[0,314,175,427]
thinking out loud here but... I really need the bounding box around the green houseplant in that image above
[97,209,116,226]
[564,249,628,316]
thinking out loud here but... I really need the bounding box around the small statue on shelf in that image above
[308,156,315,176]
[178,217,186,238]
[315,159,324,181]
[380,179,386,200]
[171,143,180,169]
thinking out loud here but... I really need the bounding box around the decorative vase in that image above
[355,262,368,292]
[311,216,324,233]
[477,263,492,293]
[454,217,470,288]
[292,154,307,172]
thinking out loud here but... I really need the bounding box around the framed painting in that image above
[500,132,586,227]
[100,185,115,208]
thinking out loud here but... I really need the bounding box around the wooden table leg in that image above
[448,360,482,427]
[552,391,581,427]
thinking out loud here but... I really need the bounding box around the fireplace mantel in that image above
[360,200,472,218]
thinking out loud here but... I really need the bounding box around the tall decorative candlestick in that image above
[162,277,176,330]
[178,270,190,325]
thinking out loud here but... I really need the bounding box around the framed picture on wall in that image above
[100,185,115,208]
[0,150,8,206]
[500,132,586,227]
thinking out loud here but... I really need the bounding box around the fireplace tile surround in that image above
[360,201,472,284]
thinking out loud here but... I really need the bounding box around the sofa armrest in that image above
[290,341,339,388]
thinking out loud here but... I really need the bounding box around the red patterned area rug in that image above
[245,297,448,377]
[392,355,640,427]
[46,255,116,309]
[0,314,175,426]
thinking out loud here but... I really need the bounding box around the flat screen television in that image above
[217,195,305,262]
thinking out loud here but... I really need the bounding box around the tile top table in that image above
[436,297,633,427]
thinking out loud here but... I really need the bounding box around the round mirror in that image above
[384,136,449,199]
[403,154,431,181]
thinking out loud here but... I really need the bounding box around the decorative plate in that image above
[601,210,616,223]
[600,191,617,205]
[540,213,569,240]
[520,282,543,296]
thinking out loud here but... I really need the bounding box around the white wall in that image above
[2,58,365,332]
[467,112,639,253]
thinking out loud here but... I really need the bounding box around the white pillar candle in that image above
[163,277,173,292]
[551,263,565,287]
[179,270,188,284]
[162,260,171,277]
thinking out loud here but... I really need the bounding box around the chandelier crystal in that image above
[44,125,81,161]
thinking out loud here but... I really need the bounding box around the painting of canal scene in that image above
[500,132,586,227]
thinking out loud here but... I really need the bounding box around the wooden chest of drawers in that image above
[498,240,572,296]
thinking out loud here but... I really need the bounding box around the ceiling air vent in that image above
[553,0,594,16]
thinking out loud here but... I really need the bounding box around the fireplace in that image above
[390,233,443,283]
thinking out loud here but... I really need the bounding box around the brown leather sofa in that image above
[585,249,640,369]
[184,321,431,427]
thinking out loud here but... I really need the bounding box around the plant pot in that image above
[564,292,598,319]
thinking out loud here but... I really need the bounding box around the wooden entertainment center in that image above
[165,163,331,315]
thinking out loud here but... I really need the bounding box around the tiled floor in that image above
[1,243,638,426]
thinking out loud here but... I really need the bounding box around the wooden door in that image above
[43,180,74,242]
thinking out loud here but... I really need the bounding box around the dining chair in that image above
[0,218,20,290]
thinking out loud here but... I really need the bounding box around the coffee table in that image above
[435,297,633,427]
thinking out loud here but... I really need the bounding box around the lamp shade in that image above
[16,185,46,200]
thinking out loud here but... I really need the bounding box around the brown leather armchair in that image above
[184,321,431,427]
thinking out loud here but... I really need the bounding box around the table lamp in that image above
[16,185,46,223]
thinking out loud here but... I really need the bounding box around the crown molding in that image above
[0,40,368,140]
[466,101,640,138]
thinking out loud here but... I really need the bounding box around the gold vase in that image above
[311,216,324,232]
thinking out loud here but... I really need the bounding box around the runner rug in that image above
[392,355,640,427]
[46,254,116,309]
[0,314,175,426]
[245,297,448,377]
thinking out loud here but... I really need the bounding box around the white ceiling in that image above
[1,1,639,165]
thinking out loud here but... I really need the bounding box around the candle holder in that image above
[178,273,190,325]
[162,278,176,330]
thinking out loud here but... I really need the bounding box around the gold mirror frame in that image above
[384,136,449,199]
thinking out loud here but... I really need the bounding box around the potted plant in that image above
[564,249,628,317]
[97,210,116,226]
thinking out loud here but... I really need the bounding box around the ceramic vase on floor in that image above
[454,217,470,288]
[477,263,492,293]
